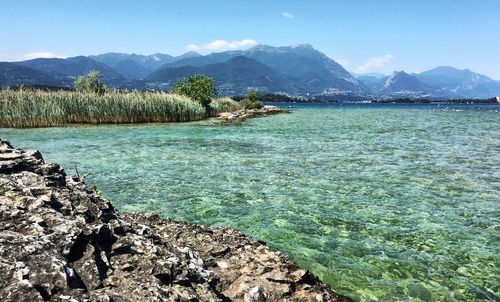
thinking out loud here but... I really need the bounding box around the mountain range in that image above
[1,44,499,99]
[354,68,500,98]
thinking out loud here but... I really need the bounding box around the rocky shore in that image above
[218,106,286,123]
[0,139,352,302]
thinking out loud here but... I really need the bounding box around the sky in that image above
[1,0,500,79]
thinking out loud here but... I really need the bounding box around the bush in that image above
[74,70,107,94]
[246,90,262,102]
[240,99,264,110]
[171,74,217,108]
[238,90,264,109]
[208,97,242,116]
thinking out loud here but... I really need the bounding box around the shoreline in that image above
[217,105,287,124]
[0,139,353,301]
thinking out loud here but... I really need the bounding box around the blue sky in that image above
[1,0,499,79]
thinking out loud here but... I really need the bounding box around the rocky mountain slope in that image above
[0,139,352,302]
[157,44,364,95]
[90,52,202,80]
[356,67,500,98]
[379,71,434,97]
[148,56,302,94]
[415,66,500,98]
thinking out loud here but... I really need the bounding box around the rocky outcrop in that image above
[0,139,352,301]
[218,106,285,124]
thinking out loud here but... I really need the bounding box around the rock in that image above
[218,106,287,124]
[245,286,266,302]
[0,139,353,302]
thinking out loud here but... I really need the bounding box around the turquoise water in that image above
[1,104,499,301]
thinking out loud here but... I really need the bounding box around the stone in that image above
[245,286,266,302]
[218,106,287,124]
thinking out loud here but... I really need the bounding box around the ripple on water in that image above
[1,103,499,301]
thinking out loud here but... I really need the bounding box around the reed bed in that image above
[0,89,208,127]
[208,97,242,116]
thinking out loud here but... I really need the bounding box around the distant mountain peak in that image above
[351,72,387,79]
[247,44,275,51]
[430,66,461,72]
[176,51,202,60]
[390,70,409,76]
[183,51,200,56]
[292,43,314,49]
[382,71,410,88]
[381,70,432,95]
[247,44,315,52]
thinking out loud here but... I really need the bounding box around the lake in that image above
[1,103,498,301]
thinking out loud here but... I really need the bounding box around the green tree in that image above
[74,70,107,94]
[246,90,262,102]
[241,90,264,109]
[171,74,217,107]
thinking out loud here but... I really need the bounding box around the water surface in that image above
[1,104,499,301]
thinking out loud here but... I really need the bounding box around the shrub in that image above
[74,71,107,94]
[240,99,264,110]
[246,90,262,102]
[208,97,242,116]
[171,75,217,108]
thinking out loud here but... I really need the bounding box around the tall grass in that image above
[208,97,242,116]
[0,89,208,127]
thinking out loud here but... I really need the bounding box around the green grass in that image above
[208,97,242,116]
[0,89,214,127]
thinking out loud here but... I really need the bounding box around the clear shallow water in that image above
[1,104,499,301]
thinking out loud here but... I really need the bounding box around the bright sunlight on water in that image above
[1,103,499,301]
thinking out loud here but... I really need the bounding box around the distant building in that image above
[497,96,500,103]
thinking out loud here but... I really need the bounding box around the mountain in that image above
[174,51,202,61]
[416,66,500,98]
[111,59,151,80]
[2,45,500,99]
[90,52,202,79]
[379,71,434,97]
[352,72,387,79]
[157,44,365,94]
[147,56,300,95]
[0,62,64,87]
[15,56,124,81]
[356,75,385,92]
[90,53,174,71]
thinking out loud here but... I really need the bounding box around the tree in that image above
[246,90,262,102]
[74,70,107,94]
[241,90,264,109]
[171,74,217,107]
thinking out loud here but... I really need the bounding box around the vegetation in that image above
[74,71,107,94]
[208,97,242,116]
[239,91,264,109]
[246,91,262,102]
[171,75,218,108]
[232,93,315,103]
[240,99,263,109]
[260,93,311,103]
[0,89,207,128]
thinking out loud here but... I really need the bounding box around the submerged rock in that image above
[0,139,352,302]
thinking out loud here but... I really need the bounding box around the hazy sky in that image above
[1,0,499,79]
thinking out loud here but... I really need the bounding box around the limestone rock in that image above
[218,106,286,124]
